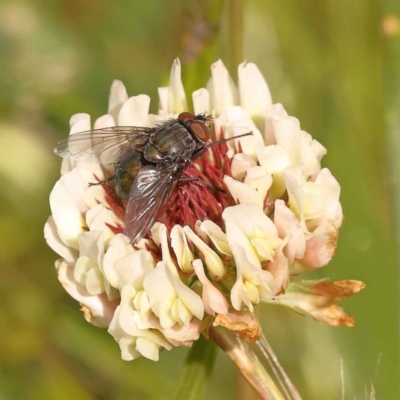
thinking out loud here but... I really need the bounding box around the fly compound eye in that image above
[178,112,196,124]
[189,120,209,142]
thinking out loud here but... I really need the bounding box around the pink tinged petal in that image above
[231,153,257,181]
[49,170,87,249]
[208,59,239,115]
[168,58,188,114]
[94,114,115,129]
[103,234,135,289]
[108,80,128,122]
[183,226,227,280]
[44,216,78,262]
[143,262,204,328]
[171,225,194,274]
[161,320,202,347]
[200,220,232,256]
[262,236,290,295]
[193,259,229,316]
[57,261,118,328]
[274,200,306,263]
[192,88,210,115]
[314,168,342,226]
[224,176,263,209]
[238,62,272,130]
[265,103,288,145]
[293,221,339,272]
[85,204,120,247]
[118,95,151,126]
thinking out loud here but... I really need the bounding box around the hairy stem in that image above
[209,327,285,400]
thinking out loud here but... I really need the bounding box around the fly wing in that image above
[124,165,181,243]
[54,126,154,164]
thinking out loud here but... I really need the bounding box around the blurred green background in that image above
[0,0,398,399]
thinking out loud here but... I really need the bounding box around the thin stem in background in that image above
[381,8,400,366]
[257,335,302,400]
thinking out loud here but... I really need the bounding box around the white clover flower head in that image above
[45,58,363,362]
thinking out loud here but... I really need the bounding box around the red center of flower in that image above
[158,139,236,232]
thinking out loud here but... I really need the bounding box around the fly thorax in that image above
[144,123,196,163]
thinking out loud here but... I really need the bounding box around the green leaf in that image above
[171,335,218,400]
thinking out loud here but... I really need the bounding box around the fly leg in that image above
[179,177,226,193]
[88,176,114,187]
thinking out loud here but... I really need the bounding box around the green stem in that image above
[209,327,285,400]
[228,0,244,77]
[172,335,217,400]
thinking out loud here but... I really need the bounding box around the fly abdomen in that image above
[114,151,143,199]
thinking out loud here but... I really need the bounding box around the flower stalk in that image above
[209,327,285,400]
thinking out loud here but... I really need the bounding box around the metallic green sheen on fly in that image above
[54,112,252,243]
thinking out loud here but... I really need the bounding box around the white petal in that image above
[238,62,272,129]
[192,88,210,115]
[61,114,91,174]
[158,87,169,116]
[208,60,238,115]
[183,226,227,280]
[44,216,78,262]
[200,220,232,256]
[243,166,273,203]
[118,95,151,126]
[114,249,155,289]
[69,113,91,134]
[103,233,135,289]
[231,153,257,181]
[143,261,204,328]
[264,103,288,145]
[232,125,264,159]
[224,176,263,208]
[49,170,87,249]
[273,115,302,165]
[86,204,120,247]
[168,58,188,114]
[170,225,194,273]
[108,80,128,122]
[94,114,115,129]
